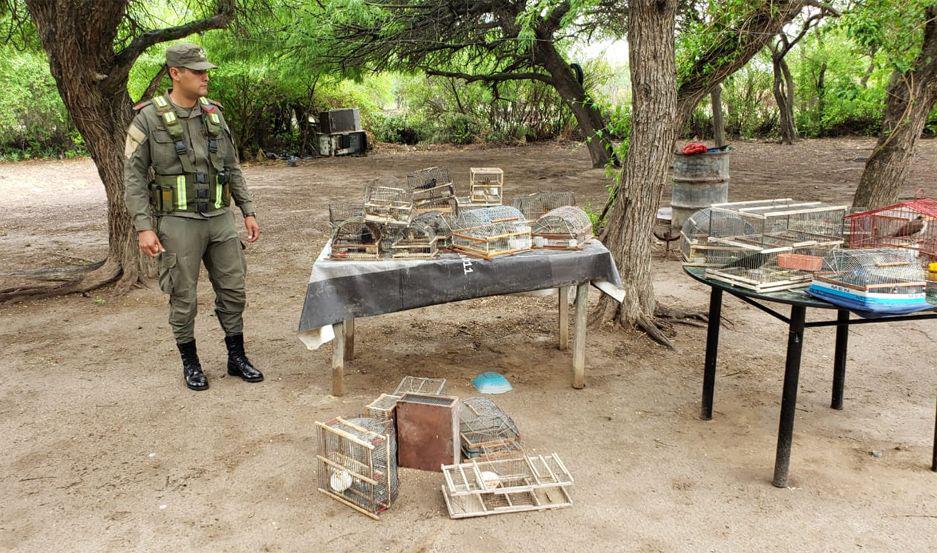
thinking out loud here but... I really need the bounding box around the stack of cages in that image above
[681,199,847,292]
[451,206,532,260]
[807,248,934,315]
[469,167,504,206]
[316,417,399,520]
[364,183,412,226]
[408,167,458,216]
[512,191,576,223]
[460,398,523,461]
[330,216,382,260]
[414,211,455,249]
[844,198,937,263]
[531,206,593,250]
[391,220,439,259]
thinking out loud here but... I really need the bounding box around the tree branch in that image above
[136,64,168,104]
[425,69,555,85]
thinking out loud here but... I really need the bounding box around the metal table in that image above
[684,266,937,487]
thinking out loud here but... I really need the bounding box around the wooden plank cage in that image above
[531,206,593,250]
[469,167,504,206]
[316,417,398,520]
[364,184,412,226]
[451,206,532,260]
[330,217,382,260]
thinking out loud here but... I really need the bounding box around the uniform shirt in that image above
[123,96,254,232]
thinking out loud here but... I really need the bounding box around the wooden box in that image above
[395,393,460,472]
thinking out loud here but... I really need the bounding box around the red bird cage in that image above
[845,198,937,261]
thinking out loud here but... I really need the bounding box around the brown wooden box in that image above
[395,393,460,472]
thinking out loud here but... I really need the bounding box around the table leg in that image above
[558,287,569,351]
[773,305,807,488]
[331,322,345,397]
[572,283,588,389]
[831,309,849,410]
[344,317,355,361]
[701,287,723,420]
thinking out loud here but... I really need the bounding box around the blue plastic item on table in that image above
[471,372,513,394]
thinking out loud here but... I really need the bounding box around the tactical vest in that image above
[148,94,231,214]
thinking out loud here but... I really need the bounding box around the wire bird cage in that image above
[460,398,522,460]
[365,394,401,422]
[364,184,412,226]
[531,206,593,250]
[511,191,576,222]
[392,376,447,396]
[844,198,937,261]
[408,167,454,201]
[391,220,439,259]
[414,211,455,249]
[680,199,847,292]
[440,454,574,519]
[807,248,934,315]
[469,167,504,206]
[316,417,399,520]
[328,203,364,230]
[451,206,532,259]
[330,217,382,260]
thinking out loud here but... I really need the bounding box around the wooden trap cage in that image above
[316,417,399,520]
[392,376,447,396]
[330,216,382,260]
[391,220,439,259]
[365,393,401,422]
[460,397,522,460]
[844,198,937,261]
[531,206,593,250]
[469,167,504,206]
[440,454,574,519]
[451,206,532,260]
[511,191,576,222]
[364,183,412,226]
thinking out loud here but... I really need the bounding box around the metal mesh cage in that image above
[316,417,399,519]
[365,394,401,421]
[531,206,593,249]
[364,184,412,226]
[331,217,382,260]
[391,220,439,259]
[392,376,447,396]
[329,203,364,230]
[844,198,937,260]
[808,248,933,314]
[512,191,576,222]
[683,199,847,292]
[408,167,453,193]
[414,211,455,248]
[451,206,531,259]
[460,398,522,460]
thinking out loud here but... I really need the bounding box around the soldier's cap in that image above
[165,43,217,70]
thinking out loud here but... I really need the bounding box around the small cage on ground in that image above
[680,199,847,292]
[531,206,593,250]
[364,184,412,226]
[316,417,399,520]
[451,206,532,259]
[844,198,937,261]
[469,167,504,206]
[460,398,522,460]
[807,248,934,315]
[365,394,401,422]
[391,220,439,259]
[511,191,576,222]
[330,217,382,260]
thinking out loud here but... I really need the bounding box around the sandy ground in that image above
[0,139,936,552]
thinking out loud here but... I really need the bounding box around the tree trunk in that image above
[535,41,612,168]
[854,7,937,209]
[594,0,679,345]
[711,84,725,147]
[772,54,798,144]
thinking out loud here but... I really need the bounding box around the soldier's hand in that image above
[244,215,260,243]
[138,230,164,257]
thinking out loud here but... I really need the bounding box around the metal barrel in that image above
[671,151,730,234]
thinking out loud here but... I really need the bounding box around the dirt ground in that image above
[1,138,936,552]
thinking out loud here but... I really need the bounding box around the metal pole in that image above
[701,287,723,420]
[831,309,849,410]
[773,305,807,488]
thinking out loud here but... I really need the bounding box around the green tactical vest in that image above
[147,94,231,214]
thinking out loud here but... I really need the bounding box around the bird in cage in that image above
[890,215,927,238]
[417,178,438,190]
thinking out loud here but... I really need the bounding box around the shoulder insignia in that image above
[208,98,223,111]
[133,99,152,111]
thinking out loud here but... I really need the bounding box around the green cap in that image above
[165,43,217,70]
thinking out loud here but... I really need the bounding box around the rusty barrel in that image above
[671,151,729,234]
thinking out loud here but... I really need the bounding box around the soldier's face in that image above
[171,67,209,97]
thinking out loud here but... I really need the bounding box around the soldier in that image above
[123,43,263,391]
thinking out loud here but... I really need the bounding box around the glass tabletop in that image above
[683,265,838,309]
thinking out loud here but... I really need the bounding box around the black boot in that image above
[177,340,208,391]
[225,334,264,382]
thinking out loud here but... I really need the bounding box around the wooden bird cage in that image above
[364,184,412,226]
[316,417,398,520]
[328,202,364,230]
[469,167,504,206]
[531,206,593,250]
[414,212,455,249]
[330,217,382,260]
[408,167,455,205]
[460,398,522,460]
[844,198,937,261]
[451,206,532,260]
[391,220,439,259]
[511,191,576,222]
